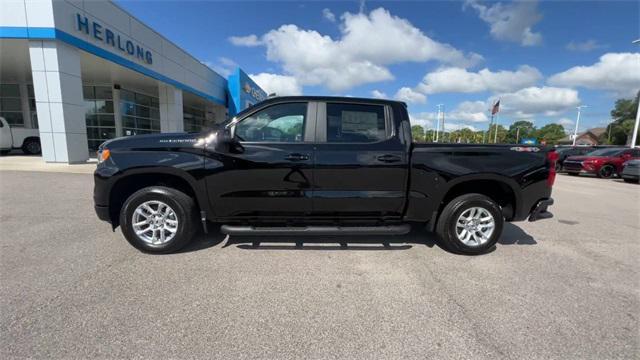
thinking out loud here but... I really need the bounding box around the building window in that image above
[0,84,24,126]
[84,85,115,151]
[183,104,207,132]
[120,89,160,136]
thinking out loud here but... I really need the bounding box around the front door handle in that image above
[377,154,401,163]
[285,153,310,161]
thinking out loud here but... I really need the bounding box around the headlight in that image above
[97,148,110,163]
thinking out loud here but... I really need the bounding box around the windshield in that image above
[586,148,624,156]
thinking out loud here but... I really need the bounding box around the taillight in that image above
[547,150,558,187]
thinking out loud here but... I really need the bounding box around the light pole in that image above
[632,93,639,148]
[435,104,443,143]
[572,105,587,146]
[631,39,639,148]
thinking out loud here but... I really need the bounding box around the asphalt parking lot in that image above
[0,169,638,359]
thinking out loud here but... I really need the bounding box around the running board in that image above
[220,224,411,236]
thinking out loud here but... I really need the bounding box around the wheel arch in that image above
[434,174,521,223]
[107,168,207,227]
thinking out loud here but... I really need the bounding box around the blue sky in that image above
[116,0,640,132]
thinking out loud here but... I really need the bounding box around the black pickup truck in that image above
[94,96,556,254]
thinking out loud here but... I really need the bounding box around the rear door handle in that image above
[376,154,401,163]
[285,153,310,161]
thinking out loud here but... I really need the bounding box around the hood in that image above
[101,132,208,151]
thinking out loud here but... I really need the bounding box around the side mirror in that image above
[213,127,243,153]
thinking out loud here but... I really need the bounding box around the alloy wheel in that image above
[455,207,495,247]
[131,200,179,246]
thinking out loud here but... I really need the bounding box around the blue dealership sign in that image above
[520,138,537,145]
[227,68,267,116]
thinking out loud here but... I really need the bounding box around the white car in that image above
[0,116,41,155]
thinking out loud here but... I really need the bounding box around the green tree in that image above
[411,125,425,142]
[604,91,639,145]
[505,120,535,143]
[535,124,566,145]
[486,124,508,143]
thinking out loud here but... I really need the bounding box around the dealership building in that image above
[0,0,266,163]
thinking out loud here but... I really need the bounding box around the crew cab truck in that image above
[94,96,556,255]
[0,117,41,155]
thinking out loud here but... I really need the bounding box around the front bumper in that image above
[95,204,111,222]
[528,198,554,222]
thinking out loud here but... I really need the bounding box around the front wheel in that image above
[435,193,504,255]
[119,186,198,254]
[598,164,615,179]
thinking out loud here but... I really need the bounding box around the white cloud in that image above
[491,86,580,117]
[204,57,237,77]
[410,101,489,129]
[250,73,303,96]
[394,87,427,104]
[548,53,640,96]
[322,8,336,22]
[409,113,434,129]
[371,90,388,99]
[566,40,607,52]
[417,65,541,94]
[557,117,574,129]
[465,0,542,46]
[229,34,262,47]
[450,101,489,122]
[231,7,482,91]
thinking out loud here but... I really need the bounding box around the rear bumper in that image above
[528,198,554,222]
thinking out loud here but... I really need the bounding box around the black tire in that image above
[21,138,41,155]
[119,186,198,254]
[597,164,615,179]
[435,193,504,255]
[555,162,562,172]
[623,178,639,184]
[0,150,10,156]
[567,172,579,176]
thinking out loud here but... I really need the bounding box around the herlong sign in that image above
[76,13,153,65]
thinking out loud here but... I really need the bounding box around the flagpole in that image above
[494,111,499,143]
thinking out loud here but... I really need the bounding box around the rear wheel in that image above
[21,138,41,155]
[119,186,198,253]
[435,193,504,255]
[598,164,615,179]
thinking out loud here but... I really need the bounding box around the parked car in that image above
[621,159,640,183]
[93,96,557,255]
[563,147,640,178]
[555,146,594,171]
[0,117,41,155]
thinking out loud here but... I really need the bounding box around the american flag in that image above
[491,100,500,115]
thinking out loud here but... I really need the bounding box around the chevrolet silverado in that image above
[94,96,556,254]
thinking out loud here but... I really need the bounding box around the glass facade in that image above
[0,84,24,126]
[84,85,115,151]
[183,104,207,132]
[120,89,160,136]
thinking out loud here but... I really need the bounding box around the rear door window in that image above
[326,103,387,143]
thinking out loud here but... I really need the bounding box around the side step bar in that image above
[220,224,411,236]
